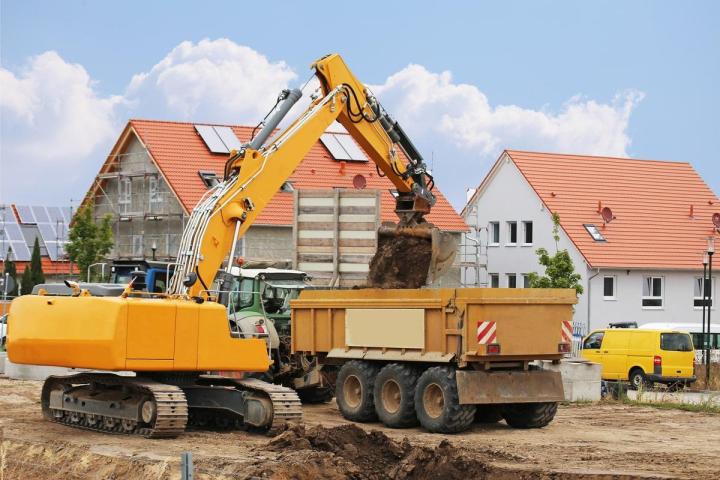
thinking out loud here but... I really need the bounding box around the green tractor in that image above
[214,263,336,403]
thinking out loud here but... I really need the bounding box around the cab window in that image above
[228,278,255,313]
[660,333,693,352]
[583,331,604,349]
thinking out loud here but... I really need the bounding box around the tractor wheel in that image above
[414,366,475,433]
[374,363,420,428]
[502,402,558,429]
[336,361,379,422]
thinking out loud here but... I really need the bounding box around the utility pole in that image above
[702,252,709,365]
[706,236,715,387]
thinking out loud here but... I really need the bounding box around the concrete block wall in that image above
[536,358,602,402]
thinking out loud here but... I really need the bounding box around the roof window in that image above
[320,133,368,162]
[584,224,606,242]
[198,170,221,188]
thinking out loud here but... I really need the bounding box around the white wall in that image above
[462,154,589,327]
[588,269,713,330]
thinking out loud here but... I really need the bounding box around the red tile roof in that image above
[15,258,73,275]
[128,119,466,231]
[504,150,719,270]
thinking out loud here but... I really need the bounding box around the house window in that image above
[132,235,143,257]
[603,276,616,300]
[198,170,221,188]
[584,224,606,242]
[694,277,714,308]
[489,222,500,245]
[506,221,517,245]
[522,274,530,288]
[642,276,663,308]
[506,273,517,288]
[119,177,132,213]
[148,176,161,207]
[522,221,533,245]
[489,273,499,288]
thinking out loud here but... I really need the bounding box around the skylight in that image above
[198,170,221,188]
[584,224,606,242]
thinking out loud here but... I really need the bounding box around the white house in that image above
[461,150,719,335]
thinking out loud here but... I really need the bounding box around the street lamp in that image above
[706,236,715,386]
[702,252,709,365]
[151,241,157,261]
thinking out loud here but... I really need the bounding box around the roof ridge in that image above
[506,149,691,166]
[129,118,254,129]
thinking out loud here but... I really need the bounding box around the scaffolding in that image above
[91,147,186,261]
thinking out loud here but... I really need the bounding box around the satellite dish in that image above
[601,206,614,223]
[352,174,367,190]
[713,213,720,228]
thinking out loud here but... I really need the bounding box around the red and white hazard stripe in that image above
[561,320,573,343]
[477,321,497,344]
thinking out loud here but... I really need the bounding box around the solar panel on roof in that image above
[61,207,72,224]
[195,125,229,154]
[15,205,35,223]
[10,241,30,261]
[55,222,69,241]
[320,134,352,161]
[335,135,368,161]
[32,206,50,223]
[37,223,57,244]
[47,206,63,224]
[3,223,24,242]
[214,126,243,151]
[45,241,66,261]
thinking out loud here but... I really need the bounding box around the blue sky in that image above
[1,0,718,209]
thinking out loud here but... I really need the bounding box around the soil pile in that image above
[267,424,490,480]
[367,234,432,289]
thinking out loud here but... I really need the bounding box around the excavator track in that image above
[41,373,188,438]
[236,377,303,433]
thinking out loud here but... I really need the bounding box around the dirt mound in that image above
[267,424,490,480]
[367,234,432,289]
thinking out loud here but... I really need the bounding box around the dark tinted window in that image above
[603,277,614,297]
[583,331,604,349]
[660,333,693,352]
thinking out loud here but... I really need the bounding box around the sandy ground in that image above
[1,377,719,479]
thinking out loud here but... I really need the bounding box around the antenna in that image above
[601,206,614,224]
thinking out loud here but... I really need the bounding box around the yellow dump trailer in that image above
[291,288,576,433]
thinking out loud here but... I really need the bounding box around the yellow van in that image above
[581,329,695,389]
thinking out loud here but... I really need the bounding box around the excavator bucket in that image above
[367,223,457,289]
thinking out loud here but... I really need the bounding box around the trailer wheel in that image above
[414,367,476,433]
[474,405,503,424]
[374,364,420,428]
[336,361,379,422]
[502,402,558,429]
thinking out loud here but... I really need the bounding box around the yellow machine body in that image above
[7,294,270,372]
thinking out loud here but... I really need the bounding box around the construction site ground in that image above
[1,377,718,480]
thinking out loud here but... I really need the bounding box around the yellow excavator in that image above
[7,54,455,437]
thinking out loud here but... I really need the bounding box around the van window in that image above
[660,333,693,352]
[583,331,604,349]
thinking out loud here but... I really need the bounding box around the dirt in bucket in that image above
[367,234,432,289]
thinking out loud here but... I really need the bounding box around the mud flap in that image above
[455,370,564,405]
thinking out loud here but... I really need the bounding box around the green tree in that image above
[2,256,19,297]
[30,237,45,286]
[527,212,584,295]
[20,267,33,295]
[66,203,114,281]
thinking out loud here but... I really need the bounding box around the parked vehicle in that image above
[581,329,696,389]
[0,313,6,348]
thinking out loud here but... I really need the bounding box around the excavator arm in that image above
[169,54,454,297]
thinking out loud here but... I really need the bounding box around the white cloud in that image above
[125,39,297,124]
[371,64,644,158]
[0,51,122,163]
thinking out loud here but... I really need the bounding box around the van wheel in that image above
[629,368,652,390]
[414,367,476,433]
[374,363,420,428]
[502,402,558,428]
[336,361,379,422]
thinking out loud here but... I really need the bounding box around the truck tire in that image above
[374,363,420,428]
[474,405,503,423]
[502,402,558,429]
[414,367,476,433]
[336,361,379,422]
